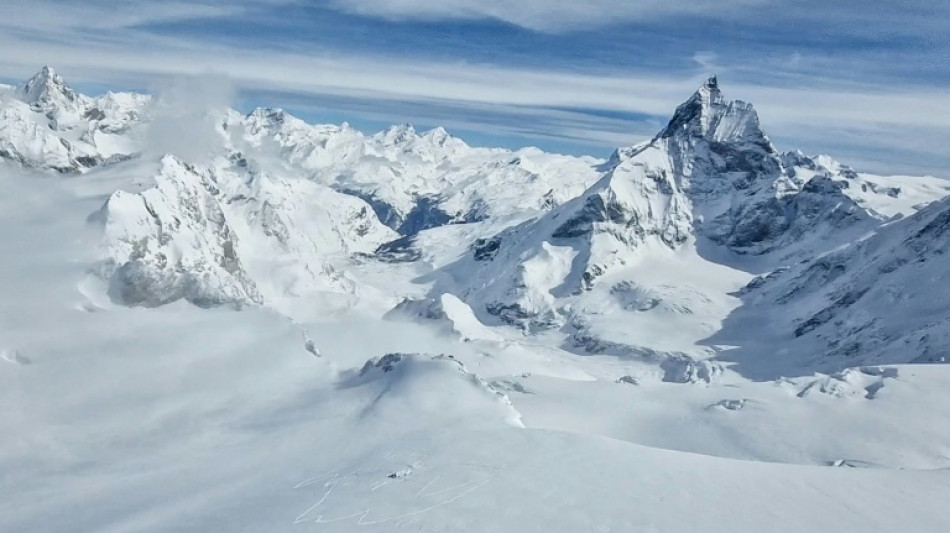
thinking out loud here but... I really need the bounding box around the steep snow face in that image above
[427,146,694,333]
[218,157,399,317]
[551,152,692,251]
[94,154,397,313]
[0,68,148,172]
[0,102,78,172]
[718,195,950,377]
[96,156,262,308]
[659,77,765,145]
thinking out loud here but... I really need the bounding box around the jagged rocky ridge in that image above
[95,156,263,308]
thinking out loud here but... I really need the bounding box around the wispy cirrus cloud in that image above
[323,0,773,32]
[0,0,947,175]
[323,0,950,41]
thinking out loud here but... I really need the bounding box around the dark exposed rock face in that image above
[398,196,454,235]
[472,237,501,261]
[552,193,638,240]
[360,353,408,375]
[376,236,423,263]
[707,176,874,254]
[340,189,403,231]
[340,190,487,238]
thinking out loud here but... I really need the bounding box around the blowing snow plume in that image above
[145,72,234,163]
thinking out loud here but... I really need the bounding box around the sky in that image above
[1,0,947,175]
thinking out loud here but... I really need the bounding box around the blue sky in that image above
[2,0,948,174]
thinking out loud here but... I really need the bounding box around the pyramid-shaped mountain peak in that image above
[17,66,81,111]
[656,76,768,148]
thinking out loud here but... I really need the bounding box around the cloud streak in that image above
[321,0,950,45]
[1,0,948,176]
[324,0,773,32]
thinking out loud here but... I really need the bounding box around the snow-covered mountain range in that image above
[3,67,950,532]
[3,68,949,373]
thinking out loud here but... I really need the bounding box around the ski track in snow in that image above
[292,462,490,527]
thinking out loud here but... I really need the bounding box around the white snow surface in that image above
[3,68,950,532]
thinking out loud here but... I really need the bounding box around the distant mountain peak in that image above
[17,65,81,111]
[372,123,468,153]
[384,122,416,137]
[421,126,462,148]
[248,107,286,119]
[424,125,449,139]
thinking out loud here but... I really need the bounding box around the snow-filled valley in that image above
[2,68,950,532]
